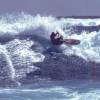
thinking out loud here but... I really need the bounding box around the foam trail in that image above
[0,45,15,79]
[4,50,15,79]
[5,39,45,79]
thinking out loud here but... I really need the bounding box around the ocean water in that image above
[1,80,100,100]
[0,12,100,100]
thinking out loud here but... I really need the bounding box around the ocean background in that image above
[0,12,100,100]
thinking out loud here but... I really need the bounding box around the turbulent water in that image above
[0,12,100,100]
[1,80,100,100]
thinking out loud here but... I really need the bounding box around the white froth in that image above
[0,45,15,79]
[0,12,100,62]
[62,31,100,62]
[5,39,45,79]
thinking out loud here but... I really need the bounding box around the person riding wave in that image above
[50,31,80,45]
[50,32,63,45]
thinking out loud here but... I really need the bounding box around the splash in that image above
[61,31,100,62]
[0,12,99,63]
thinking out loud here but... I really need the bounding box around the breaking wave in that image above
[0,12,100,86]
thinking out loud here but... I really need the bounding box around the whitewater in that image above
[0,12,100,100]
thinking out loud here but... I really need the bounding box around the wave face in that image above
[0,12,100,86]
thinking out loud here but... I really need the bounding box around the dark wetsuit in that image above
[50,32,64,45]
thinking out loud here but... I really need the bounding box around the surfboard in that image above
[63,39,80,45]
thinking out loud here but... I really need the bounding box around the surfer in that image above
[50,31,80,45]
